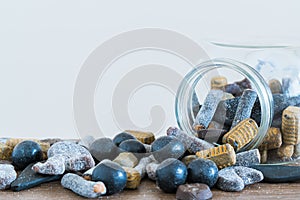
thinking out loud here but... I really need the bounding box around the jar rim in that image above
[207,37,300,49]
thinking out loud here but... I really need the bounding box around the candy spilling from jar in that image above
[0,78,299,199]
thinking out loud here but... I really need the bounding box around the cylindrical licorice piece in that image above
[167,127,214,153]
[196,144,236,169]
[123,167,141,189]
[61,173,106,198]
[193,89,224,131]
[258,127,282,150]
[146,162,159,181]
[125,130,155,144]
[277,144,294,160]
[235,149,261,167]
[113,152,138,168]
[197,129,227,144]
[268,79,283,94]
[282,106,300,145]
[223,118,258,151]
[192,91,201,117]
[231,89,258,129]
[282,77,291,96]
[211,76,227,90]
[181,155,198,166]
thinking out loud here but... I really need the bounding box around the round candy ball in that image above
[156,158,187,193]
[92,160,127,195]
[113,132,136,146]
[11,140,43,170]
[119,139,146,153]
[187,158,218,187]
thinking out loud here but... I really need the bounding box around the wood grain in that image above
[2,179,300,199]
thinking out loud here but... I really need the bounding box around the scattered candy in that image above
[11,163,61,191]
[125,130,155,144]
[32,141,95,175]
[167,127,214,153]
[123,167,141,189]
[217,166,264,192]
[196,144,236,169]
[119,139,146,153]
[61,173,106,198]
[235,149,261,167]
[11,140,43,170]
[91,160,127,195]
[193,89,224,131]
[176,183,213,200]
[113,132,137,146]
[151,136,186,162]
[156,158,187,193]
[216,167,244,192]
[187,158,218,187]
[89,138,121,162]
[0,164,17,190]
[113,152,138,168]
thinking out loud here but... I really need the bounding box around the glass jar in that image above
[175,42,300,162]
[175,58,274,152]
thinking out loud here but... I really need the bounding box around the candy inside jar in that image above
[175,55,300,164]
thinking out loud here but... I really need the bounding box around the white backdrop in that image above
[1,0,300,139]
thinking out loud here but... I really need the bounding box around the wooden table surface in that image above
[2,179,300,200]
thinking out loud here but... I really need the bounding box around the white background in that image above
[1,0,300,139]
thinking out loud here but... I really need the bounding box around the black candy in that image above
[11,140,43,170]
[89,138,122,162]
[10,163,61,191]
[250,164,300,183]
[156,158,187,193]
[187,158,218,188]
[119,139,146,153]
[151,136,186,162]
[92,160,127,195]
[112,132,136,146]
[151,136,174,152]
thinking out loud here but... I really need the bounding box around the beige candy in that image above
[268,79,283,94]
[196,144,236,169]
[282,106,300,145]
[222,118,258,151]
[0,143,13,160]
[113,152,138,168]
[277,144,294,159]
[181,155,198,166]
[211,76,227,90]
[123,167,141,189]
[125,130,155,144]
[259,127,282,150]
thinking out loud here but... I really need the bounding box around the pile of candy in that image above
[0,76,299,199]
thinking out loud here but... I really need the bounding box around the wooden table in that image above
[2,179,300,199]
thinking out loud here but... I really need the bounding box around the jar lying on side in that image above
[176,55,300,164]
